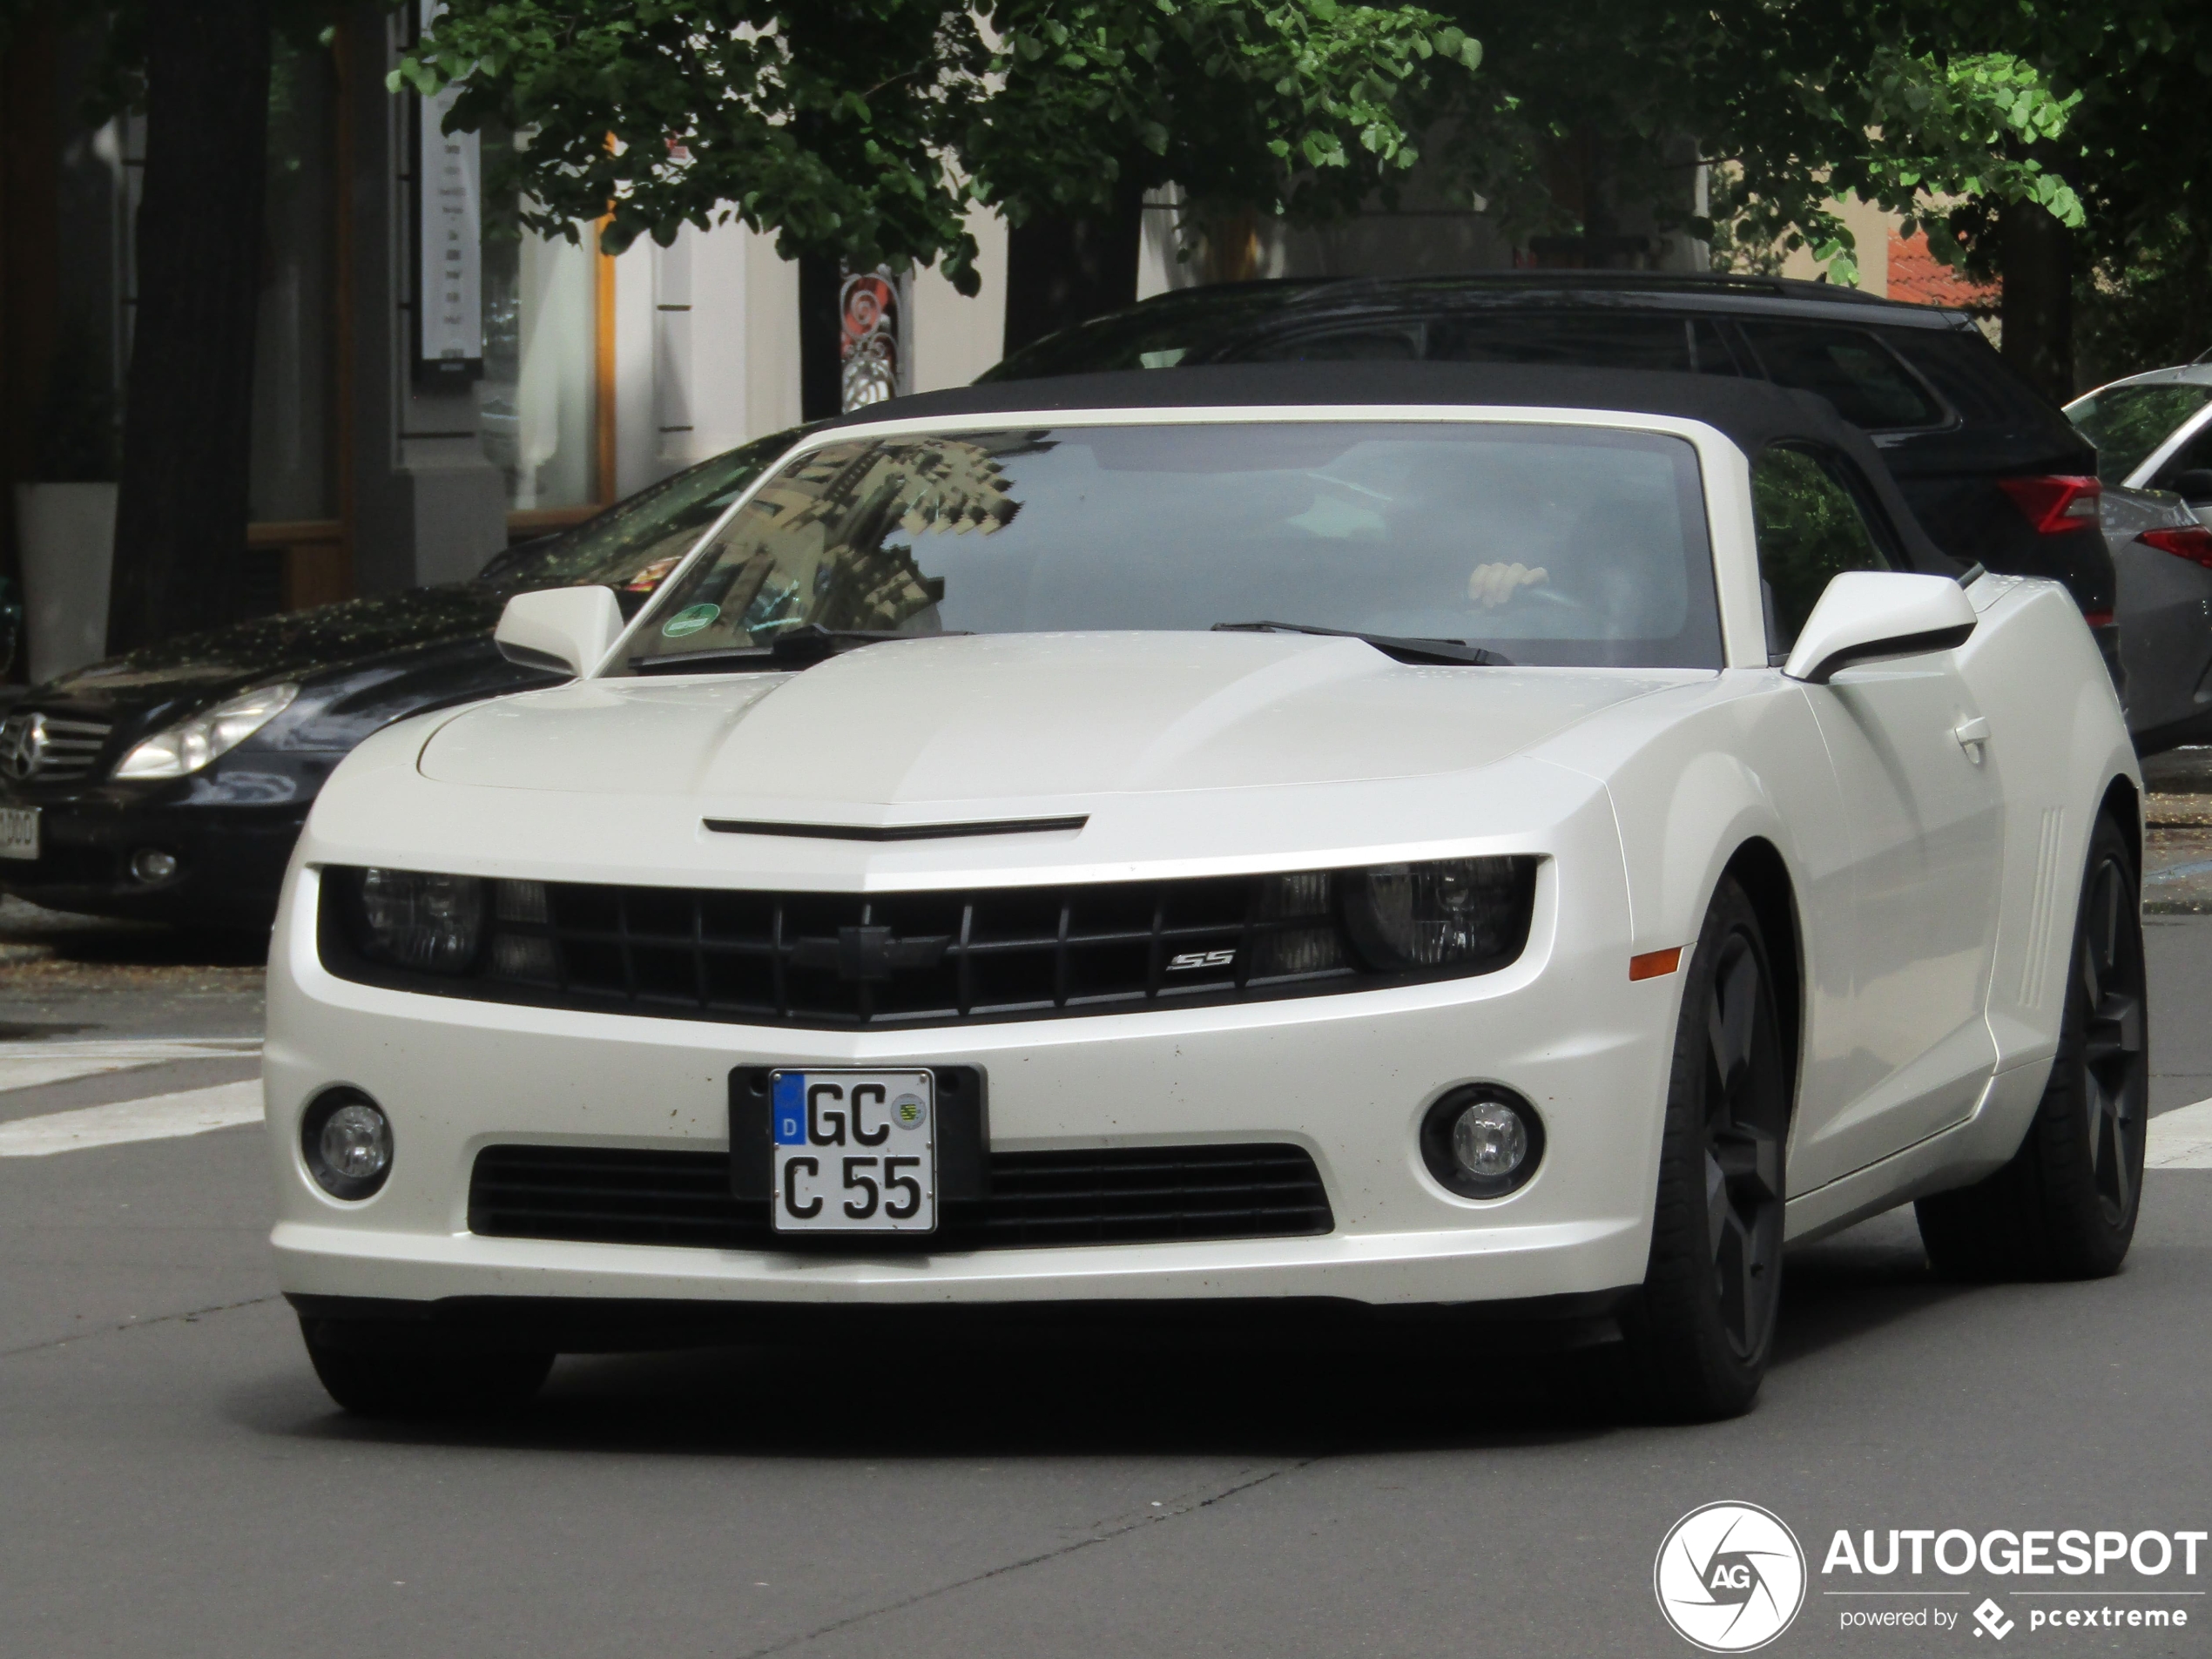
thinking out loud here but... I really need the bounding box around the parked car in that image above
[2065,368,2212,751]
[270,363,2141,1423]
[2066,361,2212,517]
[0,429,798,928]
[986,273,2123,678]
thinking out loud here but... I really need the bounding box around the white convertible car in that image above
[265,365,2147,1420]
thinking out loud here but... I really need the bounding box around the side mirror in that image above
[1782,570,1977,685]
[494,585,625,678]
[2171,468,2212,507]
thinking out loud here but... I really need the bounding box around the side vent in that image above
[2018,807,2066,1009]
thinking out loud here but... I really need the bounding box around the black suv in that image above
[987,273,2116,636]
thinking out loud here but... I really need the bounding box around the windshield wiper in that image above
[630,625,965,675]
[1211,620,1513,666]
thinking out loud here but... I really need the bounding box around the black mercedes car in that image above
[986,273,2121,649]
[0,429,796,929]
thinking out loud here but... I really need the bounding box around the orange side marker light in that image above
[1629,947,1683,981]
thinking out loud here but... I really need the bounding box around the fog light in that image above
[1420,1086,1544,1199]
[129,847,179,883]
[300,1088,392,1200]
[321,1105,389,1180]
[1452,1099,1527,1180]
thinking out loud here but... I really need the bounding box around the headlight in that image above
[1341,856,1535,970]
[354,868,486,972]
[113,683,299,779]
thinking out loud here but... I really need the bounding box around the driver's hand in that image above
[1467,562,1549,608]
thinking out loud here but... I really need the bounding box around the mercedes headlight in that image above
[113,683,300,779]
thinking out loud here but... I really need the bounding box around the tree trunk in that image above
[1001,179,1147,358]
[107,0,273,656]
[798,253,843,421]
[1999,197,2074,405]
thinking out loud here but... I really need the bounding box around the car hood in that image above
[416,631,1693,807]
[38,584,504,714]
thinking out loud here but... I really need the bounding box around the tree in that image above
[1927,0,2212,394]
[968,3,1480,350]
[1432,1,2081,283]
[396,0,1482,389]
[105,0,279,653]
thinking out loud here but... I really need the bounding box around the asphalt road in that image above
[6,798,2212,1656]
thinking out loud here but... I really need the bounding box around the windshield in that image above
[2067,382,2212,483]
[482,427,805,596]
[624,421,1721,671]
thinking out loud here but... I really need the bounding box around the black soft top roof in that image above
[833,362,1961,576]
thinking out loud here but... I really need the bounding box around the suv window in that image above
[2070,382,2212,482]
[1241,326,1425,363]
[1739,322,1946,429]
[1878,326,2031,428]
[1426,313,1741,374]
[2149,418,2212,492]
[1754,446,1893,655]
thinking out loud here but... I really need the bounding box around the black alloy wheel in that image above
[1702,932,1789,1358]
[2078,848,2148,1228]
[1918,813,2148,1279]
[1623,876,1791,1420]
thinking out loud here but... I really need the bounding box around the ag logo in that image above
[1654,1501,1806,1652]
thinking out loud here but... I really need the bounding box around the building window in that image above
[477,129,600,512]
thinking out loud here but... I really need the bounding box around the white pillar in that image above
[908,206,1009,392]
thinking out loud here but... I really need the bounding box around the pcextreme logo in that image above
[1655,1501,1809,1652]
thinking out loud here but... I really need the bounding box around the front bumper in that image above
[266,832,1678,1325]
[0,792,307,925]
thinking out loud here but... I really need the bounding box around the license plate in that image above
[0,806,37,861]
[771,1069,934,1233]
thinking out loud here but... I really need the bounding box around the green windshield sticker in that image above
[661,603,720,638]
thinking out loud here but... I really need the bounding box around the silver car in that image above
[2067,362,2212,752]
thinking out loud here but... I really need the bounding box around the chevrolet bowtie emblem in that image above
[791,925,952,982]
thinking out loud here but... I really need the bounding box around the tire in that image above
[1916,813,2148,1280]
[1621,876,1791,1421]
[302,1322,554,1419]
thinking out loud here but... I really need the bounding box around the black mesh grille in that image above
[320,861,1537,1031]
[469,1142,1334,1251]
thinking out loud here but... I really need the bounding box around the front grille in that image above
[320,860,1538,1030]
[0,711,113,783]
[469,1142,1335,1251]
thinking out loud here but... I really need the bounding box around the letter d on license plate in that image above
[771,1069,935,1233]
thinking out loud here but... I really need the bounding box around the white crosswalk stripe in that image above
[2148,1097,2212,1169]
[0,1082,264,1157]
[0,1037,262,1094]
